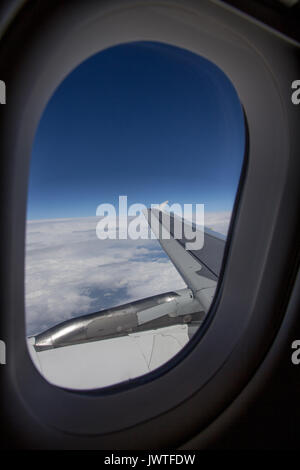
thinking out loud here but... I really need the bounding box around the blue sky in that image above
[27,41,245,220]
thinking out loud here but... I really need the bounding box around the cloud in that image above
[204,211,231,235]
[25,217,184,335]
[25,212,230,336]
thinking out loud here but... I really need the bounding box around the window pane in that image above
[26,42,245,389]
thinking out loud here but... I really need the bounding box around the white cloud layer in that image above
[25,213,230,336]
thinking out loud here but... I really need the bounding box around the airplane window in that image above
[25,41,245,390]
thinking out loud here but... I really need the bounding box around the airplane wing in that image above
[144,207,225,312]
[27,206,226,389]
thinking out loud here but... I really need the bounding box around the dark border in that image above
[0,0,299,449]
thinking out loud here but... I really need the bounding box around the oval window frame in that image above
[1,0,296,444]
